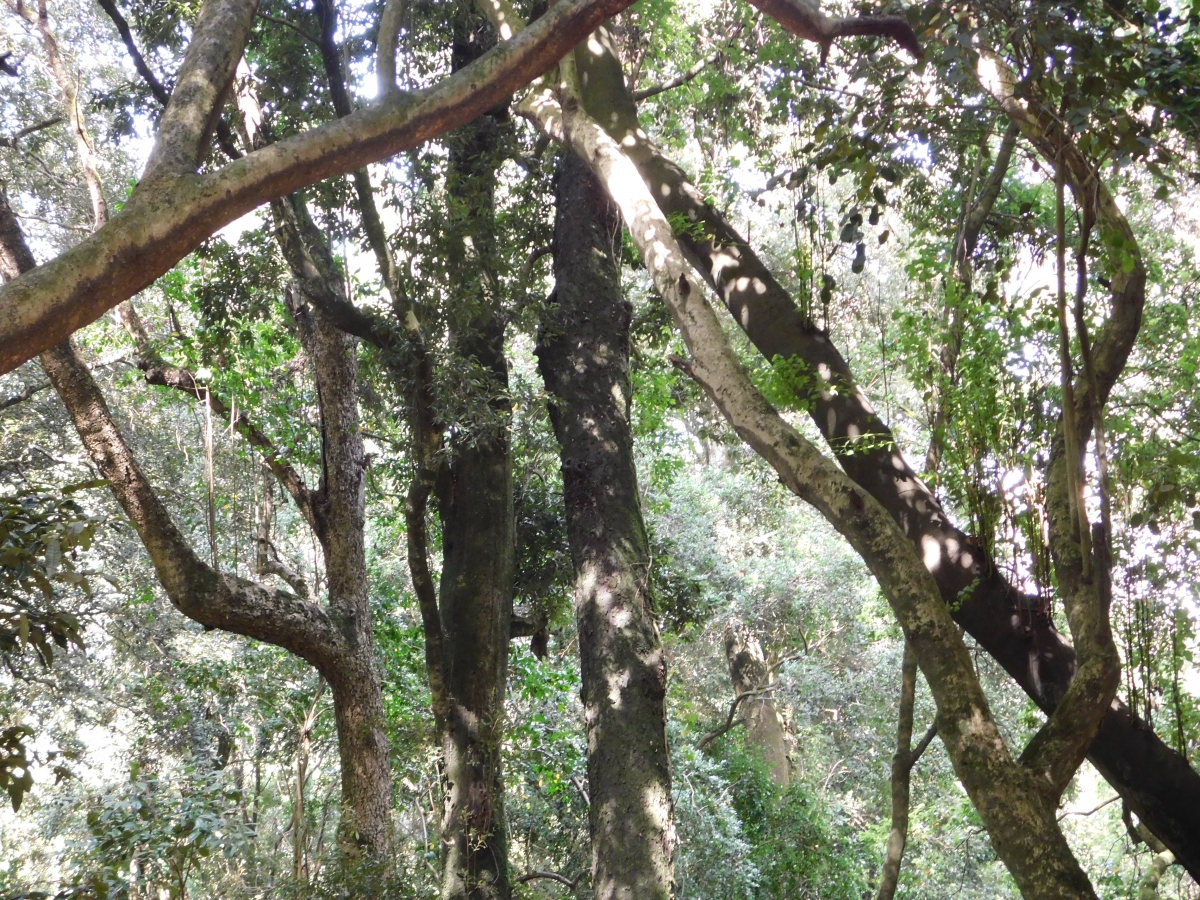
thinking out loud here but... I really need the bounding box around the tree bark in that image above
[562,41,1200,877]
[434,20,514,897]
[290,294,394,860]
[723,621,790,788]
[526,57,1097,894]
[875,642,936,900]
[536,150,674,900]
[0,0,639,375]
[1,189,394,861]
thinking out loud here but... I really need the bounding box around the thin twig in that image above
[1059,794,1119,822]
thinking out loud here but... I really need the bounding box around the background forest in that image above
[1,0,1199,897]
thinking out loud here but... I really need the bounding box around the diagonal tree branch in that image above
[0,0,638,374]
[95,0,171,106]
[139,0,256,179]
[0,191,346,673]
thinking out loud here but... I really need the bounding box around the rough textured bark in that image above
[723,621,789,788]
[563,39,1200,877]
[1,190,393,861]
[526,59,1096,895]
[290,295,394,860]
[434,20,514,897]
[536,151,674,900]
[0,0,639,374]
[435,396,514,900]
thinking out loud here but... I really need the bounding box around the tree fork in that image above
[565,37,1198,877]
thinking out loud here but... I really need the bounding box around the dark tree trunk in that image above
[434,15,514,897]
[565,51,1200,875]
[723,621,789,789]
[536,151,674,900]
[435,395,515,900]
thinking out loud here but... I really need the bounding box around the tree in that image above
[3,0,1199,896]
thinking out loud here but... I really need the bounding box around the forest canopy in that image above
[1,0,1199,897]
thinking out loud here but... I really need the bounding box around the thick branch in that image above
[376,0,405,95]
[742,0,922,62]
[0,0,637,374]
[140,0,256,178]
[0,189,345,674]
[41,340,347,671]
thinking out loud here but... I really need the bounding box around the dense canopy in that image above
[1,0,1199,897]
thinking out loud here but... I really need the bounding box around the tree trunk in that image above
[292,295,395,860]
[876,641,937,900]
[3,188,395,863]
[723,621,789,789]
[535,51,1098,896]
[563,47,1200,877]
[536,151,675,900]
[435,17,514,896]
[435,418,514,900]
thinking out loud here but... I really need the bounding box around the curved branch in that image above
[515,871,585,889]
[743,0,922,62]
[376,0,406,95]
[697,682,780,749]
[0,0,638,375]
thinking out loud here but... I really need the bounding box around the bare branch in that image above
[0,116,65,148]
[698,682,780,749]
[742,0,922,63]
[95,0,171,106]
[515,871,586,889]
[141,0,256,178]
[139,361,318,531]
[0,379,51,411]
[633,49,718,101]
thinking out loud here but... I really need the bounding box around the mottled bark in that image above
[536,151,674,900]
[561,39,1200,877]
[291,296,394,859]
[0,0,639,374]
[723,621,789,788]
[2,189,393,861]
[433,20,514,897]
[514,44,1097,896]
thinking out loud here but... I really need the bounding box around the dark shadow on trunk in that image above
[536,151,674,900]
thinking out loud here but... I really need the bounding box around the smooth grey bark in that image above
[723,621,789,788]
[536,151,674,900]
